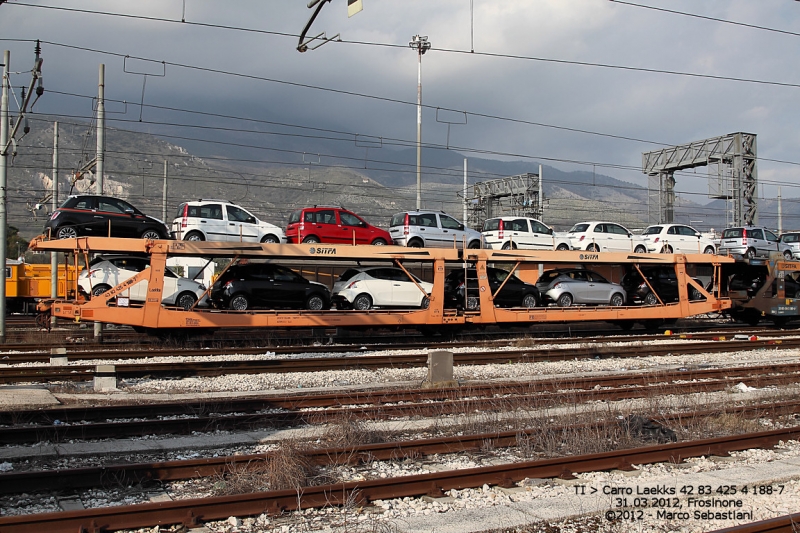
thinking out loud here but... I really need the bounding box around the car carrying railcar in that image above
[28,235,735,334]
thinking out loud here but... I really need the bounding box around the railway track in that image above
[1,426,798,533]
[0,335,796,384]
[3,362,799,444]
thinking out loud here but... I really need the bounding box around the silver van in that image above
[717,226,792,259]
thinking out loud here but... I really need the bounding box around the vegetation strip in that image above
[1,427,799,533]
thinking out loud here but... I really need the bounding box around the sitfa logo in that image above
[579,253,599,260]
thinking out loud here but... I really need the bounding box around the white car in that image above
[566,221,647,253]
[332,267,433,310]
[481,217,572,251]
[171,200,285,243]
[641,223,717,254]
[79,255,207,310]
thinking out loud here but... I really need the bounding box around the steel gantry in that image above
[467,172,542,230]
[642,132,758,227]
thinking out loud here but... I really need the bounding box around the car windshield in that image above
[538,270,569,283]
[390,213,407,227]
[569,223,590,233]
[483,219,500,231]
[781,234,800,243]
[338,268,361,282]
[642,226,663,235]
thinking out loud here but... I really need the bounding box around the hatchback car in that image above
[641,224,716,255]
[285,206,391,245]
[210,262,330,311]
[44,195,170,240]
[444,267,540,310]
[620,266,704,305]
[171,200,285,243]
[332,267,433,310]
[535,268,626,307]
[566,221,647,253]
[79,255,206,310]
[389,210,482,249]
[481,217,572,251]
[779,232,800,260]
[717,226,792,259]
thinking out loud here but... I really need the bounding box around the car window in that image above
[608,224,628,235]
[680,226,697,236]
[642,226,662,235]
[722,228,743,239]
[570,271,588,281]
[440,215,461,230]
[288,210,302,224]
[530,220,550,234]
[227,205,255,224]
[765,230,778,242]
[175,203,187,218]
[507,219,528,232]
[338,268,360,282]
[188,204,223,219]
[483,219,500,231]
[750,229,765,240]
[390,213,407,227]
[111,258,146,272]
[593,224,604,234]
[339,211,364,227]
[569,223,590,233]
[538,271,563,283]
[782,234,800,243]
[368,268,393,281]
[587,272,609,283]
[667,226,678,235]
[98,198,130,214]
[273,266,300,282]
[314,210,337,224]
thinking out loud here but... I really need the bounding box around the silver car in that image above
[536,268,626,307]
[717,226,792,260]
[779,232,800,260]
[389,210,482,249]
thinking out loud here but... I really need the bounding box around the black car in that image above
[444,267,540,310]
[44,195,171,240]
[620,267,704,305]
[210,262,331,311]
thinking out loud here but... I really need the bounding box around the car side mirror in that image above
[548,229,553,235]
[458,224,464,230]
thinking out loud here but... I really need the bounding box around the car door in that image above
[191,203,226,241]
[109,257,148,301]
[339,210,369,244]
[586,271,613,302]
[439,214,465,248]
[606,223,631,252]
[311,209,341,243]
[226,205,259,242]
[764,229,780,255]
[99,198,146,238]
[249,264,279,307]
[567,270,592,302]
[501,218,531,248]
[528,219,554,250]
[748,228,766,255]
[271,265,311,308]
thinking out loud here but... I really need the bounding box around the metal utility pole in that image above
[51,122,58,321]
[162,160,168,222]
[463,158,468,224]
[0,51,9,342]
[94,64,105,342]
[409,35,431,210]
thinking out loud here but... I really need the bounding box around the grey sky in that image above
[3,0,800,205]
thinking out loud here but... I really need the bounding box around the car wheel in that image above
[643,292,659,306]
[467,240,481,249]
[176,292,197,311]
[306,294,326,310]
[703,246,716,254]
[557,293,573,307]
[420,296,430,309]
[56,225,78,239]
[302,236,320,244]
[92,284,111,297]
[660,245,673,254]
[556,243,570,251]
[784,250,793,261]
[610,293,625,307]
[521,293,538,308]
[408,238,423,248]
[229,293,249,311]
[586,244,599,252]
[261,234,280,244]
[371,238,387,245]
[352,294,372,311]
[184,231,205,242]
[634,245,647,254]
[745,248,756,259]
[466,296,480,310]
[689,286,702,300]
[141,229,163,240]
[501,242,517,250]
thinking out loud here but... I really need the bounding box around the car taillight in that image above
[50,211,60,220]
[554,282,563,290]
[498,219,504,239]
[346,281,359,289]
[88,268,100,276]
[224,280,234,289]
[579,235,585,242]
[654,237,660,243]
[404,213,409,235]
[742,228,747,245]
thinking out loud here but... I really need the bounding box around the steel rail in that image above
[1,337,796,384]
[710,513,800,532]
[2,399,798,496]
[1,426,799,533]
[1,363,798,444]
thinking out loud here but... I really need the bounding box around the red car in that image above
[286,206,391,245]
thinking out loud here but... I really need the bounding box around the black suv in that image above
[210,262,331,311]
[44,195,170,240]
[444,267,540,310]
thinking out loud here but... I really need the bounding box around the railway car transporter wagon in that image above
[29,235,734,335]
